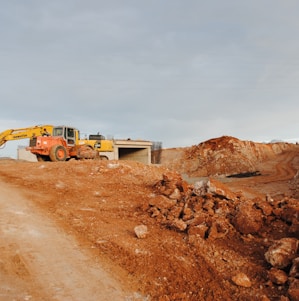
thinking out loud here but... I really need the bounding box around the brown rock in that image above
[202,199,215,215]
[148,195,177,210]
[268,268,288,285]
[170,218,187,232]
[149,206,160,218]
[169,188,181,200]
[168,206,184,220]
[289,257,299,278]
[155,172,187,198]
[289,218,299,236]
[281,203,299,224]
[265,238,299,269]
[207,218,230,240]
[182,207,194,221]
[288,278,299,301]
[134,225,148,239]
[260,295,271,301]
[255,198,273,216]
[193,179,208,196]
[207,178,238,201]
[231,272,252,287]
[188,223,208,239]
[232,200,263,234]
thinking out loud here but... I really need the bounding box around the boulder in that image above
[232,200,263,234]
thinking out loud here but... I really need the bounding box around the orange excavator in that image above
[1,125,114,161]
[27,125,114,161]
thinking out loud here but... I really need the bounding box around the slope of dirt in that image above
[160,136,298,178]
[0,136,298,300]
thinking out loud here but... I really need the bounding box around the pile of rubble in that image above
[147,171,299,300]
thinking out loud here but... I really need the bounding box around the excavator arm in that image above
[0,125,54,148]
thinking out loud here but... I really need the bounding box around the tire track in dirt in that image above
[224,150,299,198]
[0,181,144,301]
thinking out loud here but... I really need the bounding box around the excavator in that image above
[0,125,54,147]
[0,125,114,161]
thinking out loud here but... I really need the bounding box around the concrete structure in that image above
[113,139,152,165]
[90,139,152,164]
[18,140,153,164]
[17,146,37,162]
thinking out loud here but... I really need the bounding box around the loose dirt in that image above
[0,136,298,300]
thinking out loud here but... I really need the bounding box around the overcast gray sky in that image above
[1,0,299,157]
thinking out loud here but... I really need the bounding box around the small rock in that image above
[193,180,208,196]
[169,188,181,200]
[134,225,148,239]
[182,207,194,221]
[280,296,290,301]
[232,272,252,288]
[170,218,187,231]
[268,268,288,285]
[289,257,299,278]
[148,195,177,210]
[265,238,299,269]
[288,278,299,301]
[260,295,271,301]
[188,224,208,239]
[256,199,273,216]
[107,163,119,169]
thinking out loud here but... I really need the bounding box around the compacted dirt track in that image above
[0,181,142,301]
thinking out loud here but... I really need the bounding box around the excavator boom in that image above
[0,125,54,147]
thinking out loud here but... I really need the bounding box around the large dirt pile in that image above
[160,136,297,177]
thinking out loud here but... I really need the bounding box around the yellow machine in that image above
[1,125,114,161]
[0,125,54,147]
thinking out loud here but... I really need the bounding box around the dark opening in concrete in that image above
[118,147,149,164]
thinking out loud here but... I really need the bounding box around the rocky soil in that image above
[0,135,298,300]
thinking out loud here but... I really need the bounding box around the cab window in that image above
[66,128,75,145]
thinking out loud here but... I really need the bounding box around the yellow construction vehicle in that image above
[0,125,54,147]
[1,125,114,161]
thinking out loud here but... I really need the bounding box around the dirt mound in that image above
[160,136,297,177]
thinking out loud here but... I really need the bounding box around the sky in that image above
[1,0,299,158]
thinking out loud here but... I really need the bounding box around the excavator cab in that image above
[53,126,77,146]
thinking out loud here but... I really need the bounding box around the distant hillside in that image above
[160,136,298,177]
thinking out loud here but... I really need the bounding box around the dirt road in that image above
[0,181,143,301]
